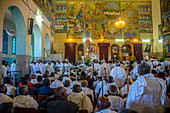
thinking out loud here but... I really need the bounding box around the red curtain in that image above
[133,43,143,60]
[65,43,77,64]
[98,43,110,63]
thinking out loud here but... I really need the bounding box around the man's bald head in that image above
[19,85,28,95]
[97,96,110,110]
[72,84,82,93]
[0,85,7,94]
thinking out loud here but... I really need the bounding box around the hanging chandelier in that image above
[115,17,125,28]
[115,0,125,28]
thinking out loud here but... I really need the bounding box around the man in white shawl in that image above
[110,61,126,82]
[100,60,110,75]
[45,62,54,75]
[126,62,166,113]
[67,84,93,113]
[33,60,44,74]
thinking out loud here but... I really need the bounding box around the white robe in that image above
[0,93,12,104]
[110,66,126,82]
[10,63,16,75]
[33,63,44,74]
[82,87,94,99]
[96,108,117,113]
[67,92,93,113]
[4,84,16,95]
[50,80,63,88]
[2,65,7,77]
[126,74,166,113]
[45,65,54,75]
[13,95,38,109]
[100,63,110,75]
[108,95,124,111]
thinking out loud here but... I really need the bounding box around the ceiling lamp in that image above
[6,28,16,36]
[115,17,125,28]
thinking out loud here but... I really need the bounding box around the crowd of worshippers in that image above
[0,59,170,113]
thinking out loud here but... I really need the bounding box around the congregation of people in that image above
[0,58,170,113]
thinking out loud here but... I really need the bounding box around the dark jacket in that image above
[39,97,56,108]
[47,96,79,113]
[38,86,54,95]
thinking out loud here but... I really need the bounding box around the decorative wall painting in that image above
[104,20,122,39]
[160,0,170,34]
[86,1,103,19]
[139,20,152,33]
[143,52,149,60]
[163,33,170,57]
[158,24,163,40]
[123,20,139,40]
[103,1,120,19]
[67,0,86,19]
[67,19,85,39]
[86,20,104,39]
[144,43,151,53]
[121,2,138,19]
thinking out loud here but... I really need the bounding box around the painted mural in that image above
[86,20,104,39]
[55,0,67,33]
[121,2,138,19]
[103,1,120,19]
[104,20,122,39]
[123,20,139,40]
[138,2,152,33]
[158,24,163,40]
[67,19,85,39]
[160,0,170,34]
[67,0,86,19]
[163,33,170,57]
[86,1,104,19]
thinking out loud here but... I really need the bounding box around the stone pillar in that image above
[0,51,2,84]
[16,55,31,76]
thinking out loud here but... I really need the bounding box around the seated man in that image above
[81,80,94,99]
[0,85,12,104]
[30,74,37,84]
[39,91,55,108]
[3,77,16,95]
[33,75,44,90]
[63,80,73,96]
[126,62,166,113]
[50,78,63,89]
[108,85,124,111]
[13,85,38,109]
[96,96,116,113]
[47,87,79,113]
[67,84,93,113]
[38,79,54,95]
[0,102,13,113]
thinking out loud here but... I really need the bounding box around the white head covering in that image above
[114,77,124,88]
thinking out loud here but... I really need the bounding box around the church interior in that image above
[0,0,170,113]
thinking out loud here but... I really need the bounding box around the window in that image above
[2,30,8,54]
[12,36,16,54]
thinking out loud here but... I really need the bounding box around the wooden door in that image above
[65,43,77,64]
[133,43,143,60]
[98,43,110,63]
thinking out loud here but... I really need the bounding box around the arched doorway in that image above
[44,33,50,58]
[121,44,132,60]
[111,44,119,62]
[2,6,27,75]
[33,24,42,60]
[77,44,84,61]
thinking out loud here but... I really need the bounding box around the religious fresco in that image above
[138,2,152,33]
[139,20,152,33]
[33,0,55,30]
[86,1,104,19]
[163,33,170,57]
[67,0,86,19]
[144,43,151,53]
[103,1,120,19]
[86,20,104,39]
[104,20,122,39]
[121,2,138,20]
[55,0,67,33]
[160,0,170,34]
[122,20,139,40]
[158,24,163,40]
[67,19,85,39]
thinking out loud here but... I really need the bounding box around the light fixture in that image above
[132,38,139,43]
[83,38,86,43]
[115,17,125,28]
[89,38,92,42]
[6,7,16,36]
[158,39,163,43]
[115,0,125,28]
[142,39,150,42]
[36,14,43,23]
[68,38,72,42]
[115,39,124,42]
